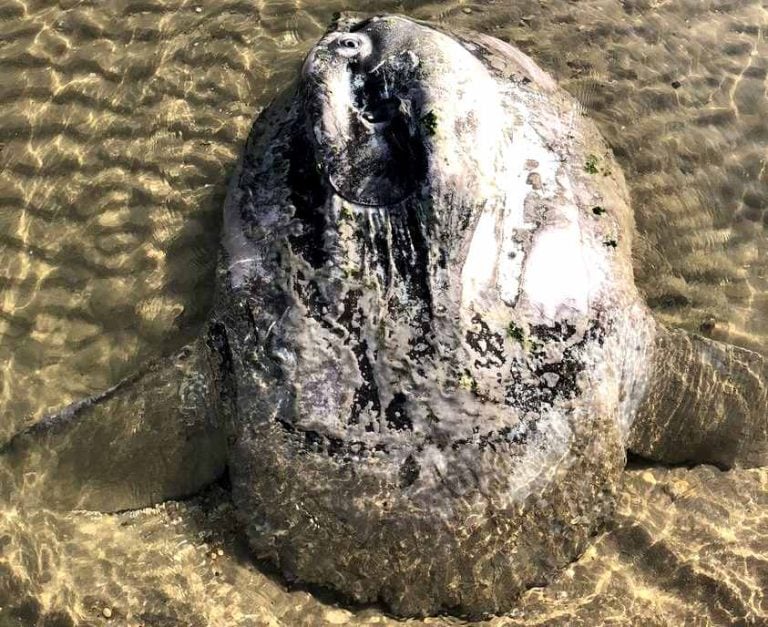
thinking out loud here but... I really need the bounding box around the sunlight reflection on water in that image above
[0,0,767,624]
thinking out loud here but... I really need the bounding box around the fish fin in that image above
[628,326,768,469]
[1,336,227,512]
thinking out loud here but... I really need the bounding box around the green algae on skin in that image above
[507,322,525,342]
[528,337,544,353]
[340,205,354,221]
[342,265,363,280]
[585,155,612,176]
[376,320,387,344]
[420,110,438,136]
[507,322,544,354]
[458,372,477,391]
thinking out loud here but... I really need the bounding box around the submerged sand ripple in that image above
[1,466,767,625]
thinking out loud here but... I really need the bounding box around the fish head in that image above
[299,14,508,210]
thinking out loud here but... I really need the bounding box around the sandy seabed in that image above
[1,0,767,624]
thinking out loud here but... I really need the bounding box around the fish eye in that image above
[333,34,370,59]
[339,37,360,50]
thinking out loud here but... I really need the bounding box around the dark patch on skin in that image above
[403,235,435,357]
[336,289,384,430]
[347,17,378,34]
[461,40,525,83]
[407,327,434,364]
[286,125,329,269]
[466,314,506,369]
[277,418,345,457]
[241,296,262,343]
[334,201,434,382]
[491,424,531,447]
[266,321,604,460]
[390,206,433,314]
[449,420,536,453]
[385,392,412,431]
[291,264,395,437]
[336,288,360,330]
[505,321,604,411]
[206,318,242,445]
[369,215,392,288]
[350,340,382,430]
[206,320,233,375]
[455,193,475,233]
[530,321,577,343]
[399,454,420,488]
[437,245,448,269]
[294,281,382,432]
[224,285,292,416]
[375,205,435,364]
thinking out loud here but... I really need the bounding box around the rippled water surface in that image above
[1,0,767,624]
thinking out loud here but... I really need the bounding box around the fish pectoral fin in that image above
[628,326,768,470]
[1,337,227,512]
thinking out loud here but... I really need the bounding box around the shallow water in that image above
[1,0,767,624]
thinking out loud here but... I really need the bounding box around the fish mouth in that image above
[359,94,402,125]
[301,25,429,207]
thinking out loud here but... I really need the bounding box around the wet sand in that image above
[3,465,767,625]
[1,0,767,624]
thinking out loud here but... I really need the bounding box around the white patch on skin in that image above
[315,66,355,150]
[497,98,563,304]
[461,210,498,307]
[522,223,593,320]
[521,166,607,322]
[459,90,563,313]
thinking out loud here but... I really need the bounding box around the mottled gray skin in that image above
[214,14,643,616]
[4,13,768,619]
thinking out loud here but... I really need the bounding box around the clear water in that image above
[1,0,767,624]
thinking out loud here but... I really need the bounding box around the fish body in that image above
[216,14,650,615]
